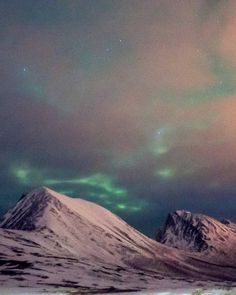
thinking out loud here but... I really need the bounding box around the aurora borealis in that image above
[1,0,236,236]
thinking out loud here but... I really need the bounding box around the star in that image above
[155,129,164,137]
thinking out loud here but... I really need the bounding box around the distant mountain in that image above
[156,210,236,259]
[0,189,236,292]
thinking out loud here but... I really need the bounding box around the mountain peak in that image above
[174,210,205,219]
[156,210,236,253]
[31,186,51,194]
[175,209,190,214]
[175,210,192,216]
[0,187,166,266]
[0,187,61,231]
[156,210,209,252]
[25,186,62,200]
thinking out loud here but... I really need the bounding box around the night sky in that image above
[1,0,236,237]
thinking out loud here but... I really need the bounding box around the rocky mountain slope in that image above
[0,187,185,268]
[156,210,236,262]
[0,188,235,292]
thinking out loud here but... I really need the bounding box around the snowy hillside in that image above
[0,187,178,265]
[0,188,236,292]
[156,210,236,261]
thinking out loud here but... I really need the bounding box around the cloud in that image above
[1,0,236,234]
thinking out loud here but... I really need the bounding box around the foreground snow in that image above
[0,287,236,295]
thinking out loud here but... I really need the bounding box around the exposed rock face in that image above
[221,219,236,232]
[156,210,236,254]
[0,189,54,230]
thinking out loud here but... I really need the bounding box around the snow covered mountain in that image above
[0,187,177,265]
[0,187,189,291]
[156,210,236,259]
[0,189,236,292]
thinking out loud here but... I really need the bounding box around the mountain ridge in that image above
[0,188,236,292]
[156,210,236,258]
[1,187,188,270]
